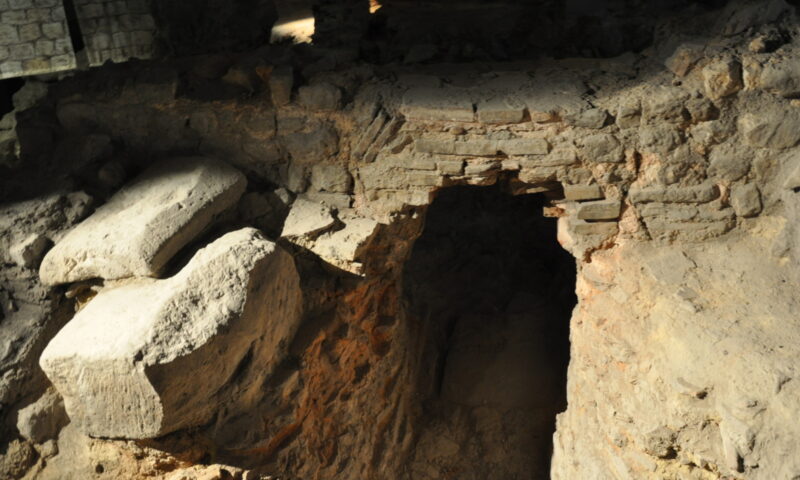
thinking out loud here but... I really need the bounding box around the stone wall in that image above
[2,1,800,479]
[0,0,76,79]
[73,0,156,66]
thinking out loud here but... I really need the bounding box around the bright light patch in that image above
[369,0,381,13]
[270,16,315,44]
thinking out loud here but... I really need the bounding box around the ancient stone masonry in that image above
[0,0,76,79]
[0,0,156,80]
[73,0,156,66]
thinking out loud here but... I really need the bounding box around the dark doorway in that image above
[403,184,576,480]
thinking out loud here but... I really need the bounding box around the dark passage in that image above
[403,184,576,480]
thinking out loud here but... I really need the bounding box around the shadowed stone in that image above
[39,157,246,285]
[40,228,302,439]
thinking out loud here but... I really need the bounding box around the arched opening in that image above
[403,184,576,479]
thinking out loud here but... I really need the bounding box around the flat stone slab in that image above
[39,157,246,285]
[40,228,302,439]
[281,202,379,275]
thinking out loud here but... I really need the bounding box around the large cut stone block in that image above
[39,228,303,439]
[39,157,246,285]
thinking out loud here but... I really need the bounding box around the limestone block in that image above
[40,228,303,439]
[563,184,603,201]
[739,109,800,149]
[10,233,51,268]
[566,108,608,129]
[665,42,704,77]
[19,23,41,42]
[16,387,68,443]
[518,78,588,122]
[579,133,624,163]
[437,159,464,175]
[642,86,690,123]
[747,58,800,98]
[269,65,293,107]
[703,59,743,100]
[310,164,352,193]
[630,183,718,204]
[708,144,751,181]
[400,87,474,122]
[571,219,619,236]
[476,95,526,124]
[731,183,762,217]
[312,214,379,272]
[616,99,641,129]
[39,157,247,285]
[281,198,336,238]
[577,200,622,220]
[298,82,342,111]
[415,137,497,156]
[496,138,549,156]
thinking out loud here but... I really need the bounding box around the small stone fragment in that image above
[665,43,704,77]
[10,233,51,269]
[703,59,743,100]
[281,199,336,238]
[730,183,762,217]
[310,164,353,193]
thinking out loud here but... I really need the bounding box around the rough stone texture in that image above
[39,157,246,285]
[731,183,762,217]
[702,58,743,100]
[553,234,800,480]
[39,228,303,439]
